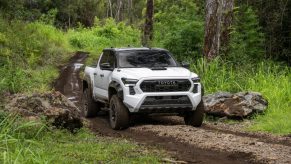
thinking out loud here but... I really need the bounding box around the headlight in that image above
[191,77,200,83]
[121,78,139,86]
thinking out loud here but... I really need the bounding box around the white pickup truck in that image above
[82,47,205,130]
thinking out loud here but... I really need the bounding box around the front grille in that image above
[140,79,191,92]
[140,95,193,112]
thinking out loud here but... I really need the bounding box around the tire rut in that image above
[89,115,252,164]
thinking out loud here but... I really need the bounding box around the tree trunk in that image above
[116,0,123,21]
[204,0,234,60]
[220,0,234,53]
[108,0,113,18]
[128,0,133,24]
[142,0,154,47]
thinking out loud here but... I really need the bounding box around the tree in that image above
[204,0,234,60]
[227,5,265,63]
[142,0,154,47]
[153,0,204,61]
[237,0,291,64]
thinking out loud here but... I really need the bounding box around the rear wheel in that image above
[184,101,205,127]
[82,88,100,118]
[109,95,130,130]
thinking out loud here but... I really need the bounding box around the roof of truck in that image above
[103,47,168,52]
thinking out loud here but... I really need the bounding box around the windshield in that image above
[118,50,178,68]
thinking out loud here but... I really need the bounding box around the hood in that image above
[117,67,195,79]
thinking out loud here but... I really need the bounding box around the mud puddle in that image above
[54,51,88,106]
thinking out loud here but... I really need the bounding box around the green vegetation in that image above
[67,18,140,63]
[0,18,70,93]
[153,3,291,134]
[0,15,148,164]
[0,18,140,93]
[191,59,291,134]
[154,0,204,61]
[0,113,163,163]
[0,1,290,163]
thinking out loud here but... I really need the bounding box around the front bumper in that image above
[122,78,202,113]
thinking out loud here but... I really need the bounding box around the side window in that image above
[100,51,109,65]
[107,52,116,68]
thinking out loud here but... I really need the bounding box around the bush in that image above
[153,0,204,61]
[66,18,140,63]
[227,6,265,63]
[0,18,70,93]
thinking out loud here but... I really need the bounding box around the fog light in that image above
[193,84,198,93]
[129,86,136,95]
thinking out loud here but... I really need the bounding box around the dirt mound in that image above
[4,91,83,131]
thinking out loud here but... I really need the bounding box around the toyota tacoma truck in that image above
[82,47,205,130]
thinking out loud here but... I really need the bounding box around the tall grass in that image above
[0,112,163,163]
[0,18,70,94]
[191,59,291,134]
[0,113,46,163]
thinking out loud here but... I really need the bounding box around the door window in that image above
[100,52,109,65]
[107,51,116,68]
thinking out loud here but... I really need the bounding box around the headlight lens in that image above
[121,78,139,86]
[191,77,200,83]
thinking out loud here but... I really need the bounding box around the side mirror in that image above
[181,62,190,69]
[100,63,114,71]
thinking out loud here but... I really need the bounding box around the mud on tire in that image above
[109,95,130,130]
[82,88,101,118]
[184,101,205,127]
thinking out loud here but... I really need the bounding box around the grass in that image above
[191,58,291,135]
[0,113,164,164]
[0,17,140,94]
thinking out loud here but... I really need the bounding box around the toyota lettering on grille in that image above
[157,80,177,86]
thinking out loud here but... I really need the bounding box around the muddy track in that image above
[54,52,291,164]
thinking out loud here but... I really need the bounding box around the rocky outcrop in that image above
[203,92,268,118]
[4,91,83,131]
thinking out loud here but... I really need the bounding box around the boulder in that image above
[4,91,83,131]
[203,92,268,118]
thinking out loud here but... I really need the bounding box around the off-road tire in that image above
[184,101,205,127]
[109,95,130,130]
[82,88,100,118]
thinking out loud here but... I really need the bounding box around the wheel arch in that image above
[82,75,93,97]
[108,81,123,101]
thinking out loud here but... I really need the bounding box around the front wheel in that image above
[109,95,130,130]
[184,101,205,127]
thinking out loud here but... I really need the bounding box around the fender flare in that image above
[108,81,123,100]
[82,75,93,96]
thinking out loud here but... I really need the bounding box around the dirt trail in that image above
[54,52,291,164]
[54,51,88,106]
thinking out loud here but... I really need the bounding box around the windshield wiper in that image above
[149,63,168,70]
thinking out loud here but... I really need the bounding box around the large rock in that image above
[4,91,83,131]
[203,92,268,118]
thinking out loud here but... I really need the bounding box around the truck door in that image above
[99,51,116,98]
[93,52,108,99]
[93,50,116,100]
